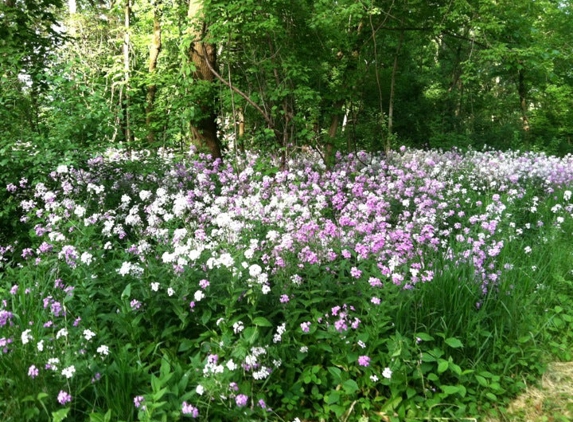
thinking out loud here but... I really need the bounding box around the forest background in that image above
[1,0,572,168]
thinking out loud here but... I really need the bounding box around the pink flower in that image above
[358,355,371,367]
[57,390,72,405]
[300,321,311,333]
[182,401,199,417]
[28,365,39,378]
[235,394,248,407]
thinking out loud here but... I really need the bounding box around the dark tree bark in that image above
[187,0,221,160]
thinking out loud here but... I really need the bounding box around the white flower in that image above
[47,358,60,370]
[81,252,93,265]
[83,329,96,341]
[139,190,151,201]
[564,190,571,201]
[253,366,270,380]
[245,355,257,366]
[118,262,131,276]
[150,282,160,291]
[21,329,33,345]
[194,290,205,302]
[74,206,86,217]
[382,367,393,379]
[299,346,308,353]
[62,365,75,379]
[370,374,379,382]
[97,345,109,356]
[226,359,237,371]
[233,321,244,334]
[249,264,262,278]
[218,253,234,268]
[196,385,204,396]
[261,284,271,294]
[167,287,175,297]
[188,249,201,261]
[37,340,44,352]
[56,328,68,339]
[56,165,68,174]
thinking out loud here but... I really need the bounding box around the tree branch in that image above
[196,44,275,130]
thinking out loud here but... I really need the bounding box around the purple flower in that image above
[279,294,289,303]
[28,365,39,378]
[235,394,248,407]
[300,321,311,333]
[358,355,371,367]
[0,310,13,327]
[57,390,72,405]
[182,401,199,417]
[350,267,362,279]
[199,279,210,289]
[130,299,141,310]
[134,395,144,408]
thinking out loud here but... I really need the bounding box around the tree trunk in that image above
[324,100,344,168]
[237,106,245,152]
[388,29,404,141]
[123,0,132,144]
[146,0,162,144]
[518,67,530,132]
[187,0,221,160]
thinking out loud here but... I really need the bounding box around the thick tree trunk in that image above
[146,0,162,144]
[187,0,221,160]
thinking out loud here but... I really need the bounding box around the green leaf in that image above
[242,326,259,344]
[252,316,273,327]
[342,379,359,394]
[327,366,342,382]
[437,359,449,374]
[421,352,437,362]
[178,339,195,353]
[441,385,461,396]
[485,392,497,401]
[445,337,463,348]
[52,408,70,422]
[89,410,112,422]
[325,391,340,404]
[201,309,212,325]
[415,332,434,342]
[121,283,132,300]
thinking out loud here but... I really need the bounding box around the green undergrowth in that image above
[0,151,573,421]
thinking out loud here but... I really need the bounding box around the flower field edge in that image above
[1,147,573,421]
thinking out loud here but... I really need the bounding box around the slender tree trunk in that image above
[518,67,530,132]
[237,106,245,152]
[146,0,162,144]
[388,29,404,140]
[324,100,344,168]
[187,0,221,160]
[123,0,132,144]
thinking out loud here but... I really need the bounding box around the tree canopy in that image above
[1,0,572,166]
